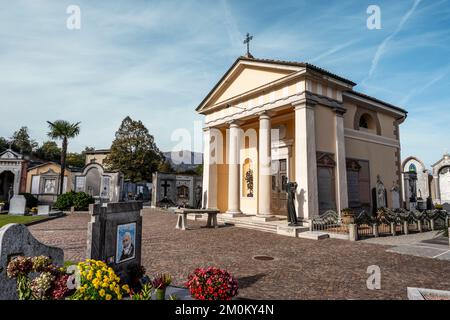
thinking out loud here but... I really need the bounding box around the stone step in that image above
[218,219,279,234]
[297,231,330,240]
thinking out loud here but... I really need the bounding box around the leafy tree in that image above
[66,152,85,168]
[11,126,37,154]
[47,120,81,195]
[66,147,95,168]
[157,160,174,173]
[0,137,9,153]
[195,164,203,176]
[34,141,61,162]
[104,116,163,182]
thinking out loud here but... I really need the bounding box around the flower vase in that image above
[155,288,166,300]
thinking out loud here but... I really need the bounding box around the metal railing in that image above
[311,210,349,235]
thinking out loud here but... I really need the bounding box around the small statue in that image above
[286,182,299,226]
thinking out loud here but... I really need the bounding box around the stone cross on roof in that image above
[243,33,254,58]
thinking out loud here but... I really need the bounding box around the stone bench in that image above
[174,209,220,230]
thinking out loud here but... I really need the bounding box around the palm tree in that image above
[47,120,81,195]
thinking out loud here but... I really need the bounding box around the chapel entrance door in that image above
[0,171,15,201]
[271,159,288,216]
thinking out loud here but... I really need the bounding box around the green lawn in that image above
[0,215,47,228]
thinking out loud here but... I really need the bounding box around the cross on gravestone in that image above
[161,180,171,197]
[243,33,253,57]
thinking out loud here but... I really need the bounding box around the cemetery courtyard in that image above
[28,208,450,300]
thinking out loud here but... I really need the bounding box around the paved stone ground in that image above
[361,231,443,246]
[29,209,450,300]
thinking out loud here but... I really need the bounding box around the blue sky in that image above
[0,0,449,168]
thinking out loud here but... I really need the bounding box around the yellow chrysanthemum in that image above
[99,289,105,297]
[122,285,130,293]
[105,294,112,301]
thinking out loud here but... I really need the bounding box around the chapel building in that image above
[196,56,407,222]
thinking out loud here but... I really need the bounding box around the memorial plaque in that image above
[75,176,86,192]
[347,171,360,208]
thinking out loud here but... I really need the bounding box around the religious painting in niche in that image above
[116,223,136,264]
[242,158,254,197]
[177,185,189,199]
[43,178,57,194]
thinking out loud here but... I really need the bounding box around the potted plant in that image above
[151,273,172,300]
[341,208,355,225]
[185,267,238,300]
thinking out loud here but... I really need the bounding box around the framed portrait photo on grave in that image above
[115,222,136,264]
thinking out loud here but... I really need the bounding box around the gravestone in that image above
[0,224,64,300]
[37,205,50,216]
[391,183,400,209]
[86,202,143,284]
[8,195,26,215]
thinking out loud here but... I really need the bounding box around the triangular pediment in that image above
[197,57,302,113]
[0,149,21,160]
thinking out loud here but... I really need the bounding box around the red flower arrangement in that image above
[49,274,72,300]
[185,267,238,300]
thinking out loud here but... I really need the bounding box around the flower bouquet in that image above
[151,273,172,300]
[185,267,238,300]
[71,259,130,300]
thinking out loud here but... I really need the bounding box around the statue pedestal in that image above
[277,225,309,237]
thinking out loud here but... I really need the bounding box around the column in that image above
[254,112,275,221]
[226,122,242,216]
[202,128,218,209]
[294,100,319,221]
[335,110,348,215]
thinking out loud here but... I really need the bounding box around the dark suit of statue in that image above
[286,182,299,226]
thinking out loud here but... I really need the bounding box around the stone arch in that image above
[353,106,381,135]
[85,166,102,197]
[402,156,427,173]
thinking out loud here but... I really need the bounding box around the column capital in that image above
[227,120,243,128]
[334,107,347,117]
[257,110,275,120]
[292,99,317,111]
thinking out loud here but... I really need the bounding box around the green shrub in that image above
[54,192,94,211]
[73,192,94,211]
[54,192,76,210]
[19,193,38,209]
